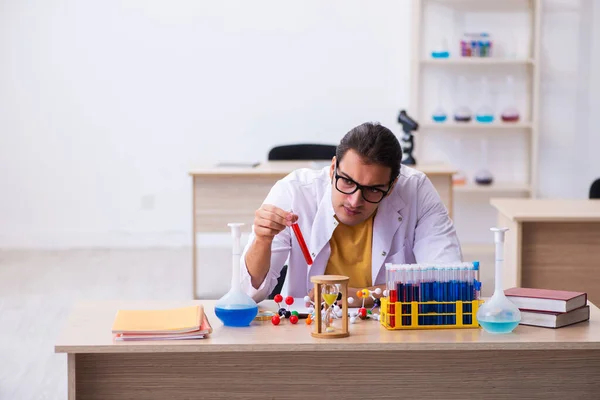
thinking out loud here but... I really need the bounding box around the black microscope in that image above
[397,110,419,166]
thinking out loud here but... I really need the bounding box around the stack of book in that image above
[112,305,212,341]
[505,288,590,329]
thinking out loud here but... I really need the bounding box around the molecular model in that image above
[349,288,382,324]
[271,294,300,325]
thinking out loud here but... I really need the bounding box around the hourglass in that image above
[310,275,349,339]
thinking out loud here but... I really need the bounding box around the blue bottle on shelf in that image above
[431,38,450,59]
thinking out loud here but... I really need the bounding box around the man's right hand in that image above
[253,204,298,240]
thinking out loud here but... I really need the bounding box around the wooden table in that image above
[55,299,600,400]
[189,161,456,298]
[491,199,600,304]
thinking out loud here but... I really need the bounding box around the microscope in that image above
[397,110,419,166]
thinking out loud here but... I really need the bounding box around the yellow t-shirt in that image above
[324,213,374,288]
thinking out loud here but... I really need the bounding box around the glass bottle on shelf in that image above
[474,139,494,185]
[475,77,495,124]
[453,76,472,123]
[432,76,447,123]
[431,37,450,59]
[500,75,520,123]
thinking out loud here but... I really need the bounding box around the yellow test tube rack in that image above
[380,297,484,330]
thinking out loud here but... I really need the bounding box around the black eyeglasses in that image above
[333,166,391,204]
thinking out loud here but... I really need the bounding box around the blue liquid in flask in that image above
[431,51,450,59]
[432,114,447,123]
[479,320,519,334]
[217,222,260,327]
[215,304,258,327]
[476,114,495,123]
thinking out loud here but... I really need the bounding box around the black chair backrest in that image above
[268,144,337,161]
[590,178,600,199]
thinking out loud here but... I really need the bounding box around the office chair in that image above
[268,144,337,161]
[590,178,600,199]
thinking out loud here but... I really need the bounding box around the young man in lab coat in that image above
[240,122,462,302]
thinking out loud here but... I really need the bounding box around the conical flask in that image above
[432,76,448,123]
[476,228,521,333]
[453,76,472,123]
[214,223,258,327]
[475,77,495,123]
[474,139,494,185]
[501,75,520,122]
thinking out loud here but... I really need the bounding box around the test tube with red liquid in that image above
[291,223,313,266]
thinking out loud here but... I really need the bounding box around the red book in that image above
[504,287,587,313]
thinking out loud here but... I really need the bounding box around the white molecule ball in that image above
[374,288,382,295]
[347,297,355,304]
[303,295,311,303]
[350,317,357,324]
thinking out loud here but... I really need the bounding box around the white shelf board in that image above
[421,58,535,66]
[422,0,531,12]
[453,183,531,194]
[421,122,532,130]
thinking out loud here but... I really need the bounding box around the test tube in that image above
[427,265,434,325]
[291,223,313,266]
[411,266,419,326]
[460,263,469,324]
[443,266,450,325]
[418,265,425,325]
[452,265,460,325]
[431,266,439,325]
[473,261,480,300]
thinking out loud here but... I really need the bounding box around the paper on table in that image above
[112,305,202,334]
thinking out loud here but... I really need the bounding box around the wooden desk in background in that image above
[189,161,456,298]
[56,299,600,399]
[491,199,600,304]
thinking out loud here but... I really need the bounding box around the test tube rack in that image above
[381,262,484,330]
[380,297,483,330]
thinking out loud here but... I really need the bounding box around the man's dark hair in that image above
[336,122,402,182]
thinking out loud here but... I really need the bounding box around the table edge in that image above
[55,341,600,354]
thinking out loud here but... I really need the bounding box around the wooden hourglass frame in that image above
[310,275,349,339]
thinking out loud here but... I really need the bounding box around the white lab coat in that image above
[240,165,462,302]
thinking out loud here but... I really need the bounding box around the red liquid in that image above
[291,223,313,266]
[501,114,520,122]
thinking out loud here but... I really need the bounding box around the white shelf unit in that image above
[420,58,535,66]
[420,122,533,130]
[409,0,542,197]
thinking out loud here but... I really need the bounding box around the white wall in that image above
[0,0,410,248]
[0,0,598,249]
[537,0,599,199]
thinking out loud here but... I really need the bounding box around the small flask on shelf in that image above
[431,37,450,59]
[474,139,494,186]
[500,75,520,123]
[475,77,495,124]
[453,76,472,123]
[432,76,448,123]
